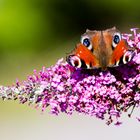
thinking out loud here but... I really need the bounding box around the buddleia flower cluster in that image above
[0,28,139,125]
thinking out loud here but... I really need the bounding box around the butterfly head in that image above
[67,27,135,70]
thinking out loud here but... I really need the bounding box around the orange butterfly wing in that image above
[73,43,99,68]
[110,40,133,66]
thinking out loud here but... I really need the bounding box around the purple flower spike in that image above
[0,28,140,125]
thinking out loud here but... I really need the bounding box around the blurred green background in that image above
[0,0,140,85]
[0,0,140,140]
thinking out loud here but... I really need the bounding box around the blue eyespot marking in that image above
[83,38,90,47]
[113,35,120,44]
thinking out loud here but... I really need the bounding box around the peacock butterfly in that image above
[66,27,135,70]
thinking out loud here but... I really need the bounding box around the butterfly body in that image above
[67,27,134,70]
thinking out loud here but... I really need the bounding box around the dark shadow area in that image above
[47,0,124,38]
[70,62,138,83]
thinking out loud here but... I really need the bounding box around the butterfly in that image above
[66,27,135,70]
